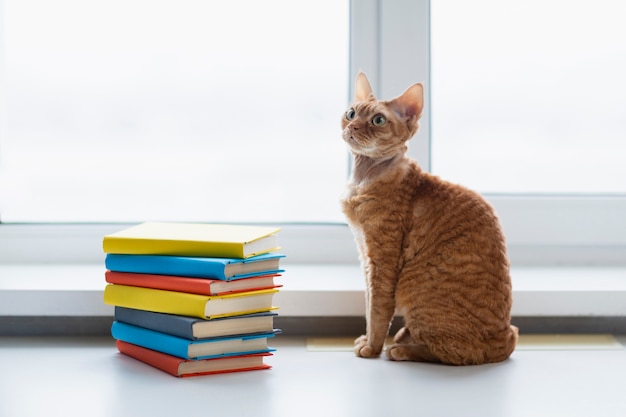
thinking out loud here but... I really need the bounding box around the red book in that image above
[105,270,281,296]
[116,340,272,377]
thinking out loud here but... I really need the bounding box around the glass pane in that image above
[431,0,626,193]
[0,0,349,222]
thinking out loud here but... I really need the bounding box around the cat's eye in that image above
[372,114,386,126]
[345,108,356,121]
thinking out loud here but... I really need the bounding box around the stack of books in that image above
[102,222,284,377]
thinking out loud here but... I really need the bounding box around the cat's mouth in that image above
[343,130,360,146]
[344,134,371,155]
[344,130,377,156]
[346,136,362,151]
[344,134,377,157]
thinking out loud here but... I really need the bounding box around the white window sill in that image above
[1,264,625,317]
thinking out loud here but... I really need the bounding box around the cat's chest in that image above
[341,184,391,225]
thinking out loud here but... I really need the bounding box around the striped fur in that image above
[341,73,517,365]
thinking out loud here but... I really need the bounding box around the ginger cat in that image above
[341,73,518,365]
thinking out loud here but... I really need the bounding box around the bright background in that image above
[1,0,625,224]
[0,0,349,222]
[431,0,626,193]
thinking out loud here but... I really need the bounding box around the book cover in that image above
[104,252,285,280]
[116,340,272,377]
[105,271,281,296]
[111,321,277,359]
[114,307,278,340]
[103,284,278,319]
[102,222,281,258]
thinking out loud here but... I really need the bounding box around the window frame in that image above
[1,0,625,268]
[349,0,626,266]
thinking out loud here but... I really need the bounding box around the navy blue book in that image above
[111,321,278,360]
[105,252,285,280]
[114,307,278,340]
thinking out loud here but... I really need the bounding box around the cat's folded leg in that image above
[392,326,412,344]
[387,327,441,362]
[386,342,441,363]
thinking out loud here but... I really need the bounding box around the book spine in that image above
[105,254,228,280]
[116,340,183,377]
[103,237,244,258]
[105,271,216,296]
[104,284,209,319]
[117,340,273,377]
[114,307,196,339]
[111,321,192,359]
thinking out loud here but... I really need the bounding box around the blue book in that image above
[105,252,285,280]
[111,321,278,360]
[114,307,278,340]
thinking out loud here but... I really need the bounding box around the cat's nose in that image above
[349,124,359,132]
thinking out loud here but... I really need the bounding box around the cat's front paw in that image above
[354,335,381,358]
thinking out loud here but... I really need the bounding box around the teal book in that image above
[105,252,285,280]
[111,321,278,360]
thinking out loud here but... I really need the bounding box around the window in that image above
[0,0,349,223]
[1,0,625,268]
[429,0,626,264]
[431,0,626,194]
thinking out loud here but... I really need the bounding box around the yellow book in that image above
[103,285,279,319]
[102,222,280,258]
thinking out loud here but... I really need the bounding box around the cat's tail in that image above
[500,324,519,360]
[460,324,519,365]
[396,324,519,365]
[477,324,518,365]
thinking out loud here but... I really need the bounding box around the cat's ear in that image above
[389,83,424,119]
[355,72,375,101]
